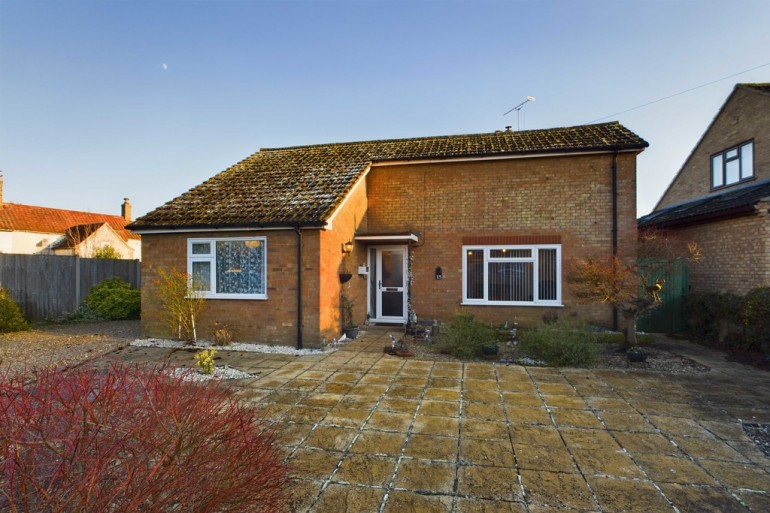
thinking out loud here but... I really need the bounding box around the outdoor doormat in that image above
[742,422,770,457]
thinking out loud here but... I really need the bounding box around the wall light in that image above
[341,240,354,255]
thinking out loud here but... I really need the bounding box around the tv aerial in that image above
[503,96,536,130]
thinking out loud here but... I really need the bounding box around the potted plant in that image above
[339,260,353,284]
[340,292,358,339]
[626,346,648,363]
[481,343,499,357]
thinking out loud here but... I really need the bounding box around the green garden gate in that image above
[637,259,689,334]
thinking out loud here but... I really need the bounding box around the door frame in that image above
[367,245,408,324]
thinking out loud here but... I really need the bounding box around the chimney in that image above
[0,173,4,207]
[121,198,132,222]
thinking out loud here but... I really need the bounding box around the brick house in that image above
[0,181,141,260]
[639,83,770,295]
[129,122,648,348]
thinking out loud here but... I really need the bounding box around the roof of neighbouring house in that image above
[49,223,120,250]
[741,83,770,93]
[129,122,648,231]
[639,179,770,228]
[0,203,140,240]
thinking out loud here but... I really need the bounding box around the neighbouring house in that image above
[639,83,770,295]
[0,181,141,259]
[129,122,648,348]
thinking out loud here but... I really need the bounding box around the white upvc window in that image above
[187,237,267,300]
[462,244,562,306]
[711,140,754,188]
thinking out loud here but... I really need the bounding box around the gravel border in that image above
[130,338,330,356]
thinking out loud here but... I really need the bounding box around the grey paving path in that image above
[112,330,770,512]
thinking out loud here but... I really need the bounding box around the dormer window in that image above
[711,141,753,189]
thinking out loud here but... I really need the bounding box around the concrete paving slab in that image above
[659,483,750,512]
[309,483,385,513]
[457,465,521,501]
[587,476,674,512]
[403,434,458,461]
[458,438,515,467]
[519,469,596,510]
[382,490,453,513]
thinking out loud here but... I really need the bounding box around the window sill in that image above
[191,294,268,300]
[710,175,755,191]
[461,301,563,308]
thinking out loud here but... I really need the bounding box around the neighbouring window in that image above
[187,237,266,299]
[462,245,561,306]
[711,140,754,188]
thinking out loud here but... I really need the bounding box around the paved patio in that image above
[113,329,770,512]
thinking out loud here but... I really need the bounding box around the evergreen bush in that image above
[519,324,601,367]
[684,292,743,345]
[0,288,29,333]
[742,286,770,351]
[437,311,495,359]
[84,278,141,320]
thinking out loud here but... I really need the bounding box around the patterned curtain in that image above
[216,240,264,294]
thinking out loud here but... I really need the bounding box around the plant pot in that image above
[481,345,499,357]
[344,327,359,340]
[627,349,648,363]
[339,273,353,284]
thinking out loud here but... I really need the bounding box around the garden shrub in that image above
[93,245,121,259]
[194,347,217,374]
[438,311,496,359]
[154,268,206,342]
[684,292,743,344]
[0,288,29,333]
[742,286,770,351]
[84,278,141,320]
[211,321,234,346]
[519,323,602,367]
[52,305,103,324]
[0,363,290,512]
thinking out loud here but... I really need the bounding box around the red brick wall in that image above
[662,206,770,295]
[658,87,770,209]
[362,152,639,329]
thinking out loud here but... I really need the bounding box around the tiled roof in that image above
[130,122,648,230]
[0,203,139,240]
[639,180,770,228]
[741,83,770,93]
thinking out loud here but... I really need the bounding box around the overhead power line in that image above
[587,62,770,124]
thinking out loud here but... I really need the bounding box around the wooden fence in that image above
[0,254,141,321]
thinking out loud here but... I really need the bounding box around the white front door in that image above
[368,246,408,323]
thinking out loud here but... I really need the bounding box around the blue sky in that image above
[1,0,769,220]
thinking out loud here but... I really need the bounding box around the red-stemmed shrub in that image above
[0,363,290,512]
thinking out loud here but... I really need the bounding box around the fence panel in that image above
[0,254,141,321]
